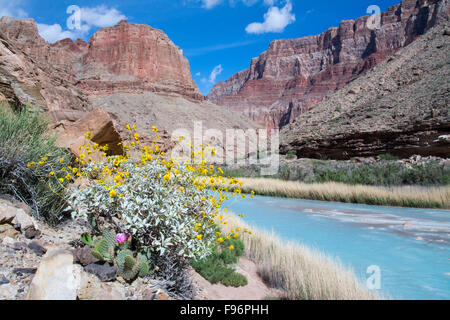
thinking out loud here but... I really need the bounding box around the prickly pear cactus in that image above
[115,250,149,281]
[91,238,109,261]
[91,233,116,262]
[102,229,117,249]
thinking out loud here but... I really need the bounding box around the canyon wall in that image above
[208,0,449,130]
[0,17,257,154]
[280,22,450,159]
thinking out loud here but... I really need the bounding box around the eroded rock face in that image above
[79,20,203,101]
[0,18,203,113]
[0,17,247,152]
[54,108,124,157]
[279,23,450,160]
[208,0,450,130]
[0,17,89,113]
[0,17,204,106]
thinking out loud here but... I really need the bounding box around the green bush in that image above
[191,237,247,287]
[0,105,71,224]
[286,150,297,160]
[312,161,449,186]
[378,153,399,161]
[220,272,248,287]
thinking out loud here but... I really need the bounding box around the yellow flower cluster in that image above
[29,123,254,251]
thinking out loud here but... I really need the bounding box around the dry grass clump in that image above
[237,178,450,209]
[224,214,380,300]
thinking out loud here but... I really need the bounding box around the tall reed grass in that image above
[224,214,380,300]
[237,178,450,209]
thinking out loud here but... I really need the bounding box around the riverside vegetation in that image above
[0,103,377,299]
[223,214,378,300]
[1,103,253,295]
[220,157,450,209]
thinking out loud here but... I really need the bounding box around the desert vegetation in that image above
[0,104,72,224]
[14,110,253,295]
[191,234,248,287]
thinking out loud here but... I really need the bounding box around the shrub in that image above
[378,153,399,161]
[285,150,297,160]
[28,124,252,294]
[191,237,247,287]
[0,105,71,224]
[220,272,248,287]
[313,161,449,186]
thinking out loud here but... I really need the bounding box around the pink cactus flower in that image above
[116,233,127,244]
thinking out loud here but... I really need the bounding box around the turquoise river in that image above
[224,195,450,300]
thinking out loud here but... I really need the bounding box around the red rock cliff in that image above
[78,20,203,101]
[0,18,204,109]
[208,0,449,129]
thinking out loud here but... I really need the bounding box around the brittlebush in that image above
[28,125,253,264]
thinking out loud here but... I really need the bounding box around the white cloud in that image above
[0,0,28,18]
[201,0,223,9]
[245,0,295,34]
[195,72,201,76]
[36,5,126,43]
[37,23,77,43]
[199,0,276,9]
[79,5,126,30]
[209,64,223,83]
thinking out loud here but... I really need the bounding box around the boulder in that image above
[0,224,19,241]
[0,199,39,238]
[28,241,47,257]
[55,108,123,157]
[77,267,125,300]
[84,262,117,282]
[26,248,81,300]
[0,274,9,285]
[73,246,99,267]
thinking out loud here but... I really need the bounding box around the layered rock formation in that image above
[0,17,258,154]
[78,20,203,101]
[0,17,203,109]
[280,22,450,159]
[0,17,89,113]
[209,0,450,130]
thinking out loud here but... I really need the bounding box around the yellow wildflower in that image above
[163,173,170,183]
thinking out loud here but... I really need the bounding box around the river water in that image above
[224,195,450,300]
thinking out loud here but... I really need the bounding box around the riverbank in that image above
[238,178,450,209]
[222,214,379,300]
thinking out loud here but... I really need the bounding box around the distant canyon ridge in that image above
[208,0,449,131]
[0,0,448,160]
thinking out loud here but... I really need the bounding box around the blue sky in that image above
[0,0,401,95]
